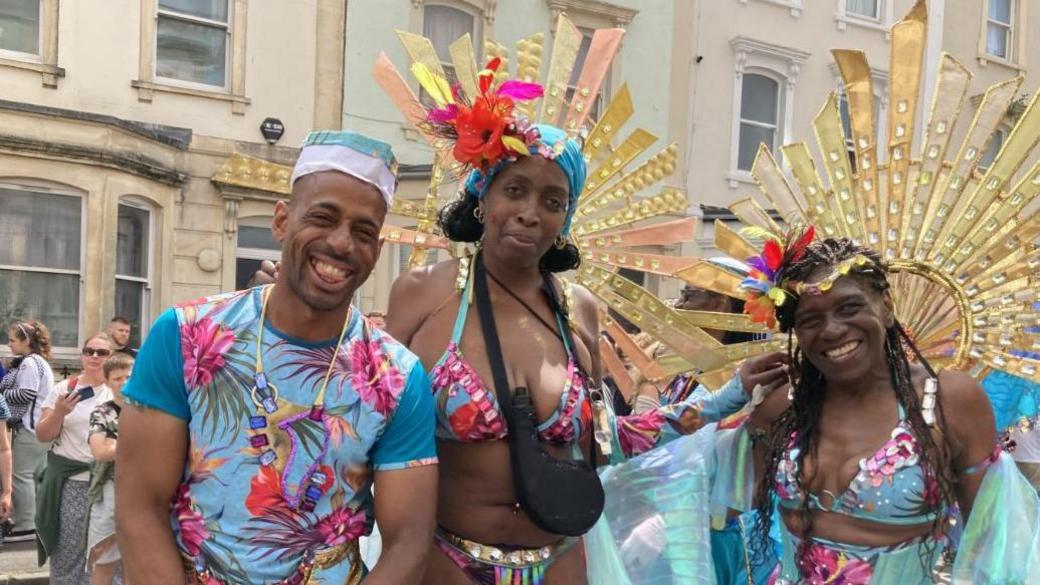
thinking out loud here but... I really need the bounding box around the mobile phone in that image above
[76,386,95,400]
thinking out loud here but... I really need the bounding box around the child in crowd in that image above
[85,353,132,584]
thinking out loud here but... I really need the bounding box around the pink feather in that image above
[497,81,544,101]
[427,104,459,124]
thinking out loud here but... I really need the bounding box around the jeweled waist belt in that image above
[435,526,577,568]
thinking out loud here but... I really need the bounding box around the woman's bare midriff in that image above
[781,509,934,547]
[424,440,588,584]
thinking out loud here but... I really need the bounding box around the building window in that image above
[115,199,153,347]
[845,0,880,21]
[421,4,478,103]
[737,73,781,172]
[566,29,609,121]
[235,218,280,290]
[986,0,1013,60]
[0,183,81,348]
[979,129,1005,170]
[0,0,40,56]
[838,91,881,172]
[156,0,230,88]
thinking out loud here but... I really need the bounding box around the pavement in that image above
[0,539,48,584]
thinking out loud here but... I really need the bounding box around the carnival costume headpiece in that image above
[371,15,745,392]
[683,0,1040,430]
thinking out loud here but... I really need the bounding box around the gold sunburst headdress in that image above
[373,15,773,384]
[683,0,1039,409]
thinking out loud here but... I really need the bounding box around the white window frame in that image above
[736,71,782,173]
[155,0,233,92]
[115,197,155,341]
[735,0,803,19]
[235,216,281,288]
[421,2,481,95]
[0,0,42,61]
[0,179,85,356]
[835,0,894,35]
[727,37,808,188]
[984,0,1014,61]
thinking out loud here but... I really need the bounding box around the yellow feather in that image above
[739,226,781,243]
[501,135,530,155]
[410,63,454,106]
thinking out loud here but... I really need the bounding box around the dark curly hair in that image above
[751,238,956,578]
[437,192,581,273]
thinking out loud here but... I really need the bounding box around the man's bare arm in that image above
[365,465,438,584]
[116,404,189,584]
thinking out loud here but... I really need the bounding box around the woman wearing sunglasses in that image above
[35,332,115,584]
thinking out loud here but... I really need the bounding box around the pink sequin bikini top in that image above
[430,274,591,444]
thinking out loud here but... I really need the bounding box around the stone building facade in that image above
[0,0,346,365]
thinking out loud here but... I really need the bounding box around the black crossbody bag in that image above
[473,253,605,536]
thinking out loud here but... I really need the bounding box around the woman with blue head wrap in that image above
[441,123,587,274]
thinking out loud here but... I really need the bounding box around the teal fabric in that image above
[588,425,717,584]
[952,452,1040,583]
[774,530,939,585]
[711,511,777,585]
[982,370,1040,433]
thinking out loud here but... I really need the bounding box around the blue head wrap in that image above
[463,124,586,237]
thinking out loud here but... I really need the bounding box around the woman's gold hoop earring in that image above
[554,235,567,249]
[474,205,486,224]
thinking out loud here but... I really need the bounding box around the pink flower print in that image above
[313,506,367,548]
[172,484,210,557]
[799,543,873,585]
[180,317,236,389]
[349,340,405,417]
[617,410,667,457]
[863,426,918,488]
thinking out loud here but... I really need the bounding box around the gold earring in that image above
[554,235,567,249]
[473,205,486,224]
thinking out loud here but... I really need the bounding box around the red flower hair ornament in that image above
[415,57,544,173]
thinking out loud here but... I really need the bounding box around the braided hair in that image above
[751,238,956,576]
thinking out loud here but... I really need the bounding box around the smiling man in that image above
[115,131,437,584]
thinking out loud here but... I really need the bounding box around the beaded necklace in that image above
[249,285,352,512]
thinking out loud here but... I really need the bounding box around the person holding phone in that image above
[35,332,114,584]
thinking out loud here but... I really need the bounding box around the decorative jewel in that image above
[554,234,567,249]
[259,449,278,466]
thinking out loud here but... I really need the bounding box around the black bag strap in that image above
[473,252,598,466]
[472,253,520,419]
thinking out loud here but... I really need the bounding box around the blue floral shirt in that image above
[123,287,437,584]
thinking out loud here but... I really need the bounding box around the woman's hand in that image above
[52,391,83,417]
[739,351,790,395]
[0,490,11,522]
